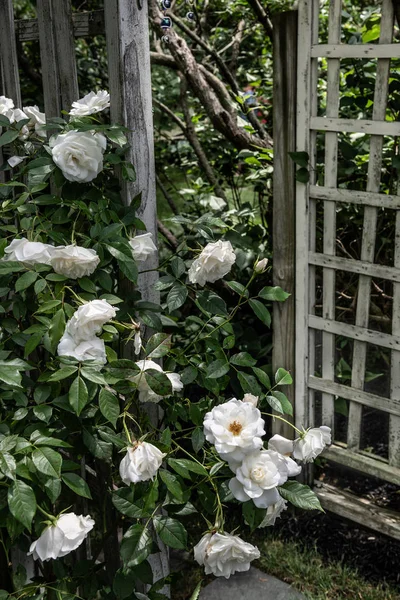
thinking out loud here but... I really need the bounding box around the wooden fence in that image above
[0,0,168,587]
[293,0,400,538]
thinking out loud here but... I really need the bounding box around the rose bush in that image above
[0,91,330,599]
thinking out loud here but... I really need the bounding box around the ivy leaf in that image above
[144,369,172,396]
[153,516,187,550]
[146,333,171,359]
[99,388,120,428]
[275,368,293,386]
[69,376,89,416]
[258,286,290,302]
[249,298,271,327]
[279,481,324,511]
[7,481,36,530]
[121,524,153,567]
[62,473,92,499]
[32,447,62,478]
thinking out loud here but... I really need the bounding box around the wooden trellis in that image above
[296,0,400,537]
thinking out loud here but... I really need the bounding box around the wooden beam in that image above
[0,0,21,105]
[309,315,400,351]
[323,444,400,485]
[311,43,400,58]
[309,375,400,416]
[272,10,297,438]
[311,116,400,136]
[308,251,400,282]
[314,481,400,540]
[15,10,105,42]
[309,185,400,209]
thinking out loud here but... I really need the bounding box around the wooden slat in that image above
[389,202,400,466]
[0,0,21,105]
[295,0,314,435]
[321,0,342,432]
[311,43,400,58]
[15,10,105,42]
[315,481,400,539]
[322,444,400,486]
[309,375,400,416]
[348,0,394,451]
[309,185,400,209]
[309,315,400,351]
[311,116,400,136]
[308,252,400,282]
[37,0,61,118]
[272,11,297,438]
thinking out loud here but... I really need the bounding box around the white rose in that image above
[293,426,331,463]
[50,130,107,183]
[255,258,268,273]
[23,105,46,138]
[229,450,288,508]
[0,96,14,117]
[194,532,260,579]
[129,232,158,263]
[132,359,183,403]
[258,494,287,527]
[4,237,52,266]
[66,299,117,343]
[119,441,166,485]
[7,155,27,168]
[29,513,94,561]
[242,393,258,407]
[134,329,142,355]
[188,240,236,286]
[203,398,265,466]
[200,195,227,211]
[57,331,107,364]
[50,245,100,279]
[69,90,110,116]
[8,108,29,140]
[268,434,302,477]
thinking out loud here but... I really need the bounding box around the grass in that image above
[256,537,399,600]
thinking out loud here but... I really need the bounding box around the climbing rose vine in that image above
[0,91,330,598]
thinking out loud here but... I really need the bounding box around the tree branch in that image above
[156,173,179,215]
[246,0,274,40]
[157,218,179,249]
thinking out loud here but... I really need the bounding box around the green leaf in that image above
[32,447,62,478]
[270,390,293,416]
[99,387,120,427]
[189,582,202,600]
[81,368,108,385]
[242,500,266,531]
[153,516,187,550]
[7,480,36,530]
[230,352,257,367]
[15,271,38,292]
[252,367,271,389]
[296,167,310,183]
[47,365,78,382]
[0,262,25,275]
[265,395,284,414]
[112,488,144,518]
[159,470,184,501]
[288,151,309,168]
[144,369,173,396]
[121,524,153,567]
[62,473,92,499]
[237,372,262,396]
[146,333,171,359]
[0,367,22,388]
[279,481,324,511]
[113,569,137,600]
[258,286,290,302]
[180,365,198,385]
[168,458,207,478]
[191,428,205,453]
[69,376,89,416]
[206,359,230,379]
[275,368,293,386]
[171,256,186,278]
[49,309,66,352]
[0,129,19,147]
[196,290,227,315]
[24,333,43,358]
[0,452,16,480]
[249,298,271,327]
[167,283,188,312]
[33,405,52,423]
[225,281,249,297]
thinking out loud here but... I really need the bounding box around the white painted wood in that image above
[310,185,400,209]
[37,0,62,117]
[321,0,342,433]
[311,43,400,58]
[51,1,79,112]
[0,0,21,106]
[295,0,314,434]
[308,252,400,283]
[309,375,400,416]
[314,481,400,539]
[323,445,400,486]
[309,315,400,351]
[389,199,400,466]
[310,116,400,136]
[15,10,105,42]
[348,0,394,450]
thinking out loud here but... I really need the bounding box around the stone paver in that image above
[199,567,305,600]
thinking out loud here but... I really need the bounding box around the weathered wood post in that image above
[104,0,169,593]
[272,11,297,438]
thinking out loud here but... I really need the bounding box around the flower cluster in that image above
[58,299,117,364]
